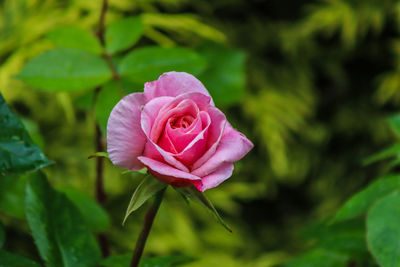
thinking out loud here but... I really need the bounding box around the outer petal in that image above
[138,156,201,187]
[107,93,146,170]
[193,163,234,192]
[160,92,211,111]
[191,123,253,177]
[144,72,214,105]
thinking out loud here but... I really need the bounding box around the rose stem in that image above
[93,0,110,257]
[130,188,166,267]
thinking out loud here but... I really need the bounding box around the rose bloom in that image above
[107,72,253,191]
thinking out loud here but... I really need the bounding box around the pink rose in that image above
[107,72,253,191]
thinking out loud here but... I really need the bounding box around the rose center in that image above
[171,115,195,129]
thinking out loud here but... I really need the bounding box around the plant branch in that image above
[93,0,110,257]
[93,0,109,204]
[130,188,166,267]
[96,0,108,46]
[96,0,119,81]
[94,121,106,204]
[103,53,119,80]
[93,0,109,205]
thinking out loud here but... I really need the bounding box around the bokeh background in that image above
[1,0,399,266]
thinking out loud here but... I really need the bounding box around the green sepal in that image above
[122,175,167,226]
[175,186,232,233]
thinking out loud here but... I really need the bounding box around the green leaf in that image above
[0,250,41,267]
[0,175,27,218]
[74,90,95,110]
[47,26,102,54]
[175,186,232,232]
[119,77,144,94]
[99,254,130,267]
[25,172,101,267]
[0,93,51,176]
[121,168,147,175]
[367,191,400,267]
[20,118,45,150]
[0,222,4,249]
[17,49,112,91]
[198,43,246,107]
[303,220,368,258]
[332,175,400,223]
[174,187,191,205]
[317,231,367,258]
[388,157,400,169]
[284,249,349,267]
[363,144,400,165]
[118,46,207,84]
[99,254,195,267]
[140,255,195,267]
[106,17,144,54]
[88,152,109,160]
[95,81,123,134]
[123,175,167,225]
[59,187,111,232]
[388,113,400,135]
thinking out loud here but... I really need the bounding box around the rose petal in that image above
[150,98,199,142]
[151,93,211,143]
[158,127,178,153]
[193,163,234,192]
[166,114,203,152]
[141,97,190,172]
[192,106,227,170]
[191,123,254,177]
[171,111,210,166]
[161,92,211,111]
[138,156,201,187]
[140,96,174,135]
[107,92,146,170]
[144,72,214,105]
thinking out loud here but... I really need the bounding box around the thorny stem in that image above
[130,188,166,267]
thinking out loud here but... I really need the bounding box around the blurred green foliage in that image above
[0,94,51,175]
[367,191,400,266]
[25,172,102,267]
[3,0,400,266]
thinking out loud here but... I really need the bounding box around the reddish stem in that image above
[130,188,166,267]
[93,0,110,257]
[94,120,107,204]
